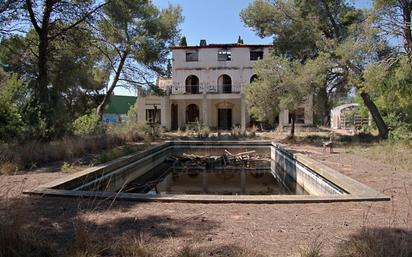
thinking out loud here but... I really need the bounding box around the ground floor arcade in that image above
[136,94,313,131]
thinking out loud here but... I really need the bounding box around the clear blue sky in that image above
[115,0,373,96]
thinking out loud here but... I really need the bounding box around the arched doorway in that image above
[185,75,199,94]
[186,104,199,123]
[217,74,232,93]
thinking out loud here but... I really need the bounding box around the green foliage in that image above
[72,113,105,136]
[179,36,187,46]
[127,101,139,125]
[0,70,27,142]
[244,55,322,124]
[186,121,210,138]
[237,36,244,44]
[0,29,108,140]
[61,162,73,173]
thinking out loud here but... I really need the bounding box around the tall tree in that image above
[0,27,109,137]
[245,56,326,137]
[241,0,389,138]
[94,0,183,116]
[18,0,107,139]
[373,0,412,63]
[179,36,187,47]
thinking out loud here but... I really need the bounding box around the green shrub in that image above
[61,162,73,173]
[72,113,105,136]
[231,126,242,137]
[0,71,27,142]
[383,113,412,141]
[185,121,210,138]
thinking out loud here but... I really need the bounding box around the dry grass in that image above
[347,141,412,172]
[289,239,323,257]
[0,134,126,171]
[0,220,54,257]
[334,227,412,257]
[113,235,156,257]
[0,162,18,175]
[299,240,323,257]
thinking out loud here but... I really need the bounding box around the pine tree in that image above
[179,36,187,46]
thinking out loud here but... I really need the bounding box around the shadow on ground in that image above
[0,195,220,256]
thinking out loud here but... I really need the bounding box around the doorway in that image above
[171,104,178,130]
[218,109,232,130]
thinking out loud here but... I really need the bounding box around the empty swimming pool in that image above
[25,141,390,203]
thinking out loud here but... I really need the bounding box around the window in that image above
[250,48,264,61]
[185,50,198,62]
[146,109,161,123]
[185,75,200,94]
[217,74,232,93]
[217,48,231,61]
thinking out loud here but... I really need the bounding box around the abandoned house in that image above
[135,40,313,131]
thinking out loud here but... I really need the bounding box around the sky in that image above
[115,0,373,96]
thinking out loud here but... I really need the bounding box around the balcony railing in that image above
[167,84,241,95]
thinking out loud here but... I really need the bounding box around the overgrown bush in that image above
[107,124,146,142]
[72,113,105,136]
[186,121,210,138]
[0,135,125,170]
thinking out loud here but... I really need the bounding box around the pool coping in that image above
[23,140,391,204]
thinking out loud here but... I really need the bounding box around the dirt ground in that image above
[0,143,411,257]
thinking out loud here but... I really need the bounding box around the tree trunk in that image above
[401,1,412,63]
[96,51,128,116]
[360,92,389,139]
[315,85,329,126]
[290,112,295,137]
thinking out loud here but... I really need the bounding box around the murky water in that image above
[124,160,307,195]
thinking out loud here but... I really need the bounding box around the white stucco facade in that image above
[136,42,313,131]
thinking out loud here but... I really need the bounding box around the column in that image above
[241,93,246,132]
[160,96,171,130]
[202,92,208,125]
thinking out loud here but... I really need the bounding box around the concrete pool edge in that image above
[24,140,391,203]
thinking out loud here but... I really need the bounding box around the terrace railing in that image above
[168,84,241,95]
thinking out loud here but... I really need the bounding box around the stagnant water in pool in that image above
[123,160,307,195]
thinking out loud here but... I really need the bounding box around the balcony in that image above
[169,84,241,95]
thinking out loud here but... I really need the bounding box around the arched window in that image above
[217,74,232,93]
[250,74,258,83]
[186,104,199,123]
[217,48,232,61]
[185,75,199,94]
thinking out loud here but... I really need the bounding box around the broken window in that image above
[250,48,264,61]
[185,50,198,62]
[146,109,161,123]
[217,48,231,61]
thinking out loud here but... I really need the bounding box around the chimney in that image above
[200,39,207,47]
